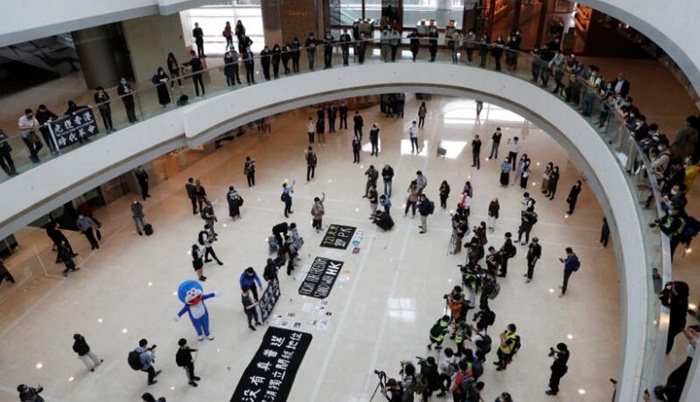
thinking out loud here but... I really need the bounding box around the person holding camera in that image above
[427,315,451,350]
[495,323,519,371]
[558,247,580,297]
[199,224,223,266]
[380,378,404,402]
[17,383,44,402]
[398,360,417,401]
[545,343,570,395]
[135,339,161,385]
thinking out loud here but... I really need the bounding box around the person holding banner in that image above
[35,104,59,154]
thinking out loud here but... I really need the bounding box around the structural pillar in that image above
[71,25,121,89]
[261,0,283,47]
[278,0,318,43]
[511,0,522,31]
[535,0,549,46]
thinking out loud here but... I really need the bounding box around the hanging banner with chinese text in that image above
[320,224,356,249]
[298,257,343,299]
[230,327,312,402]
[48,109,100,150]
[259,278,281,323]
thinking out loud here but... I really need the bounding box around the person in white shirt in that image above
[408,120,420,153]
[436,347,459,397]
[507,136,521,170]
[17,108,43,163]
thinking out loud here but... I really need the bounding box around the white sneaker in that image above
[198,335,205,341]
[207,335,215,340]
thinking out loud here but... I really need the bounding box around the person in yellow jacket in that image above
[494,323,519,371]
[427,315,451,350]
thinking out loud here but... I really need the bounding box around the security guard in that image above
[427,315,451,350]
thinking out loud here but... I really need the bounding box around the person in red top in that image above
[450,360,470,402]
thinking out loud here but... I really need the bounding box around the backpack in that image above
[571,257,581,272]
[459,374,476,395]
[530,211,539,225]
[487,282,500,299]
[410,373,428,395]
[510,334,522,356]
[483,310,496,326]
[471,358,484,379]
[428,201,435,215]
[198,231,206,246]
[507,243,516,258]
[128,349,143,371]
[430,323,444,338]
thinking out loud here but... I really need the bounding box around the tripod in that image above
[369,370,387,402]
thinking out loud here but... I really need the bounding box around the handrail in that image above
[0,34,675,401]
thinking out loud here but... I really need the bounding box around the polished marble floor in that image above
[0,96,631,402]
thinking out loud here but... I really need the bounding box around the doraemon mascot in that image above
[175,280,218,341]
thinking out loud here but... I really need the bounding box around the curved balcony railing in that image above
[0,37,676,399]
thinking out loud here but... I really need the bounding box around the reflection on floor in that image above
[0,96,631,401]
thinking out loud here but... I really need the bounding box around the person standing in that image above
[439,180,450,209]
[525,237,541,283]
[507,136,520,170]
[35,105,59,155]
[305,32,317,70]
[282,181,295,217]
[495,323,519,371]
[339,102,349,129]
[339,29,351,66]
[476,99,484,119]
[131,199,146,236]
[353,111,364,140]
[17,108,43,163]
[405,180,419,218]
[185,178,198,215]
[260,45,271,80]
[417,101,428,129]
[367,185,379,219]
[223,21,233,50]
[176,338,199,387]
[408,120,420,153]
[135,166,150,200]
[327,104,337,133]
[364,165,379,197]
[487,197,500,231]
[200,198,217,235]
[541,162,553,194]
[58,240,79,277]
[46,221,76,262]
[558,247,580,298]
[546,343,570,395]
[199,224,223,265]
[117,78,138,123]
[244,156,255,187]
[151,67,171,107]
[183,50,205,96]
[0,257,16,284]
[418,194,432,234]
[134,339,161,385]
[192,22,205,58]
[0,129,17,176]
[369,123,380,156]
[382,164,394,196]
[16,384,44,402]
[305,146,317,181]
[290,36,301,72]
[72,334,103,372]
[498,232,516,277]
[566,180,582,214]
[660,281,690,354]
[226,186,242,220]
[471,134,482,169]
[167,52,183,88]
[242,286,263,330]
[306,117,316,145]
[323,30,334,68]
[240,267,263,301]
[311,193,326,232]
[489,127,503,159]
[191,244,206,281]
[415,171,428,195]
[93,87,114,133]
[76,214,99,250]
[547,166,560,200]
[352,137,361,163]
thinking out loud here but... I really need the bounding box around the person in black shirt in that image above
[545,343,570,395]
[183,50,205,96]
[93,87,114,132]
[0,129,17,176]
[175,338,200,387]
[72,334,103,372]
[339,29,352,66]
[243,47,256,85]
[353,111,364,140]
[117,77,138,123]
[260,45,271,80]
[135,166,150,200]
[192,22,205,58]
[271,44,281,78]
[381,378,403,402]
[339,102,349,129]
[305,32,317,70]
[525,237,542,283]
[471,134,482,169]
[35,104,59,153]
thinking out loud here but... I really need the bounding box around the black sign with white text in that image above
[259,278,281,323]
[230,327,312,402]
[320,224,356,249]
[48,109,100,149]
[298,257,343,299]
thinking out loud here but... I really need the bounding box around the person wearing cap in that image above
[72,334,103,372]
[408,120,419,153]
[381,377,404,401]
[546,343,570,395]
[369,123,380,156]
[239,267,263,302]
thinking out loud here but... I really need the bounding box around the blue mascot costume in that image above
[175,280,217,341]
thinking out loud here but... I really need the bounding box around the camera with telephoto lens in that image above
[548,347,557,357]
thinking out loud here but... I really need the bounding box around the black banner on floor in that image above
[298,257,343,299]
[230,327,312,402]
[48,109,100,150]
[259,278,281,323]
[320,224,356,249]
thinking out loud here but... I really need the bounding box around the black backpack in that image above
[507,243,516,258]
[198,230,206,246]
[128,349,143,371]
[483,310,496,326]
[428,200,435,215]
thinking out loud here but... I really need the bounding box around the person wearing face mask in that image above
[34,104,59,154]
[305,32,317,70]
[117,77,138,123]
[650,203,688,259]
[661,184,687,214]
[17,108,43,163]
[93,87,114,133]
[582,66,602,116]
[64,100,93,144]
